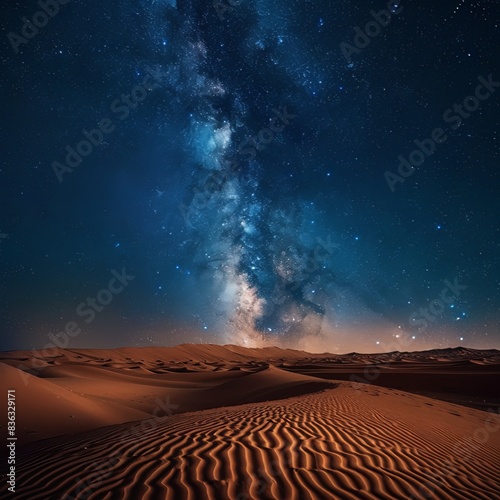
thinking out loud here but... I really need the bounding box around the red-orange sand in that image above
[1,345,499,499]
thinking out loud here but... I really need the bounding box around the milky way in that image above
[0,0,498,352]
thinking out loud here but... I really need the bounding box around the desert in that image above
[1,345,499,499]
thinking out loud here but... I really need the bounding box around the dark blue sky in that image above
[0,0,498,352]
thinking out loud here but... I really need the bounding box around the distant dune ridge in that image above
[1,344,499,499]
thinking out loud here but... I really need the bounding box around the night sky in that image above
[1,0,499,353]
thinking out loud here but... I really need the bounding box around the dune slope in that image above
[0,362,150,442]
[4,382,500,500]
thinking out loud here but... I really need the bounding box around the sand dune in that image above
[201,365,336,407]
[0,363,150,443]
[4,383,500,499]
[0,344,499,499]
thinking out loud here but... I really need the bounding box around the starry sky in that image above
[0,0,499,353]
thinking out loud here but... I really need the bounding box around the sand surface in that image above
[1,345,499,499]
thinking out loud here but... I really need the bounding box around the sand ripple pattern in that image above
[4,383,500,500]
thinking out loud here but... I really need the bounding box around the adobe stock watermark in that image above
[213,0,243,21]
[385,74,499,192]
[409,277,467,333]
[179,106,297,226]
[52,67,168,183]
[340,1,403,65]
[16,268,135,384]
[7,0,72,55]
